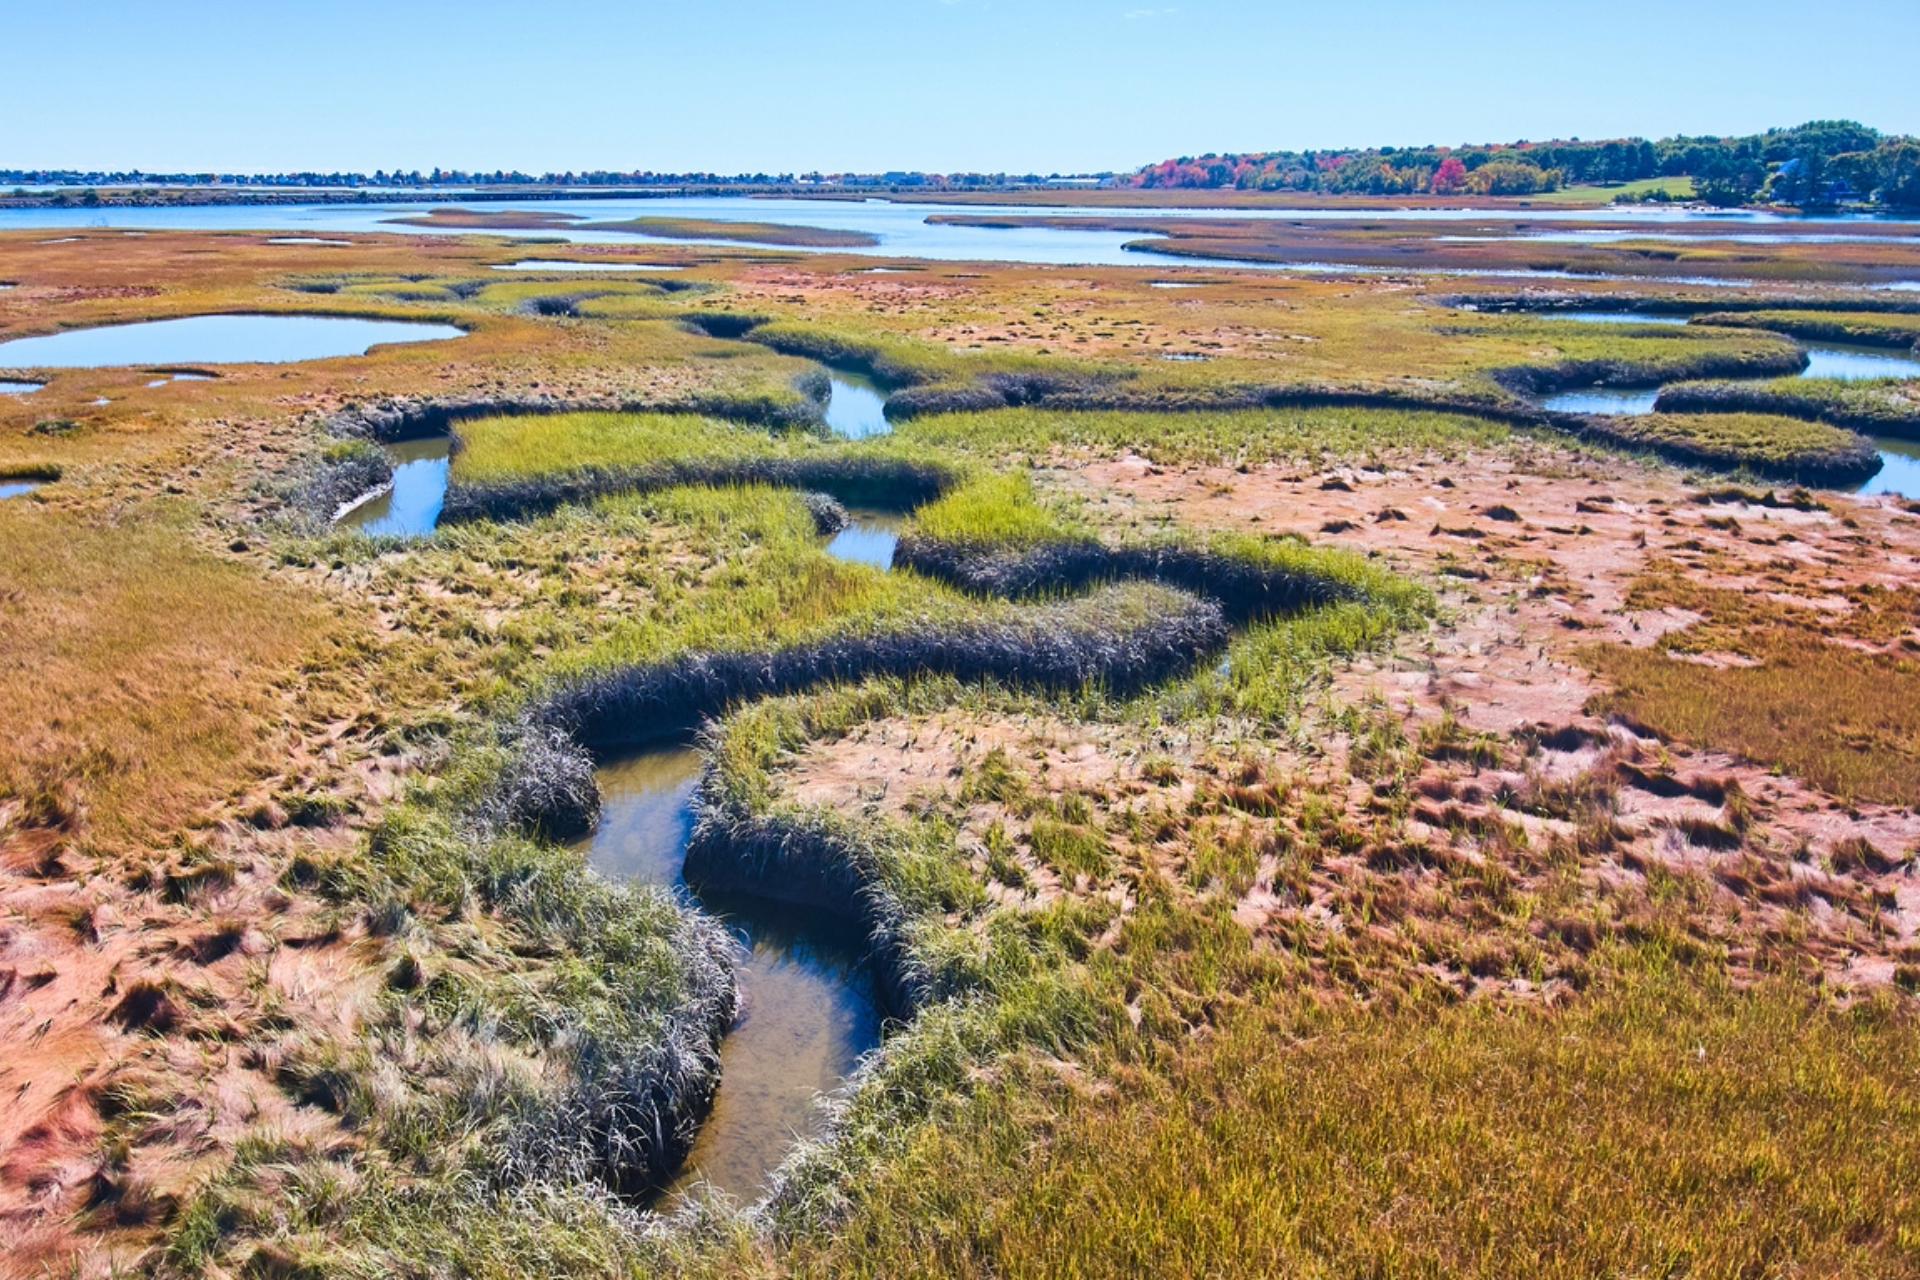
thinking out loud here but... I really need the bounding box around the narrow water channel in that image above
[824,506,903,568]
[570,745,884,1205]
[1553,310,1689,326]
[339,436,451,536]
[0,480,43,500]
[1861,437,1920,499]
[1801,342,1920,380]
[823,371,892,439]
[1544,314,1920,496]
[1540,386,1661,414]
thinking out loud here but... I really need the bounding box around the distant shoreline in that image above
[0,183,1663,214]
[1,183,1894,220]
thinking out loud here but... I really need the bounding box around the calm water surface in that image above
[340,436,451,536]
[574,745,884,1206]
[491,259,682,272]
[1540,386,1662,415]
[0,314,464,367]
[0,480,43,500]
[9,195,1913,281]
[1801,342,1920,380]
[824,507,904,568]
[1861,437,1920,499]
[1555,310,1690,326]
[823,371,891,438]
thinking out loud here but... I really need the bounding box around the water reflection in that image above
[0,314,464,367]
[824,371,891,438]
[1801,342,1920,381]
[574,745,885,1206]
[1540,386,1660,415]
[1861,437,1920,500]
[1556,310,1690,326]
[340,436,451,536]
[824,507,903,568]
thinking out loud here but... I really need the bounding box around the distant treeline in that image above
[1131,121,1920,207]
[0,167,1109,192]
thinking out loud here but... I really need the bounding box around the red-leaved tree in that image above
[1432,156,1468,194]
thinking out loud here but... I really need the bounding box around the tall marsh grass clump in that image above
[1575,411,1881,484]
[531,582,1229,751]
[1655,378,1920,437]
[161,727,743,1274]
[439,411,959,524]
[899,471,1428,627]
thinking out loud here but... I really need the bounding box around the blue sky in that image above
[7,0,1918,173]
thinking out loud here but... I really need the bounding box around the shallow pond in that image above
[824,507,904,568]
[339,436,451,536]
[1555,310,1690,326]
[0,480,43,500]
[0,314,465,368]
[491,259,681,272]
[573,744,884,1206]
[0,380,41,395]
[1545,316,1920,496]
[824,371,891,439]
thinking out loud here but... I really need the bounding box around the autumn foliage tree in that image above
[1431,156,1468,194]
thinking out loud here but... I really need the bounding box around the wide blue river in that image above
[4,195,1918,280]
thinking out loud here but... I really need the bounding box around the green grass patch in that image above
[894,405,1511,467]
[451,411,786,484]
[906,471,1089,547]
[1599,411,1874,474]
[1694,308,1920,351]
[1524,174,1698,205]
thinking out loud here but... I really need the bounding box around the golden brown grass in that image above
[1586,634,1920,804]
[788,965,1920,1280]
[1583,566,1920,804]
[0,507,336,848]
[8,223,1920,1276]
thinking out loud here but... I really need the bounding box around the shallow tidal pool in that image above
[0,313,465,367]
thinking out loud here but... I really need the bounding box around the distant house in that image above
[1769,157,1858,206]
